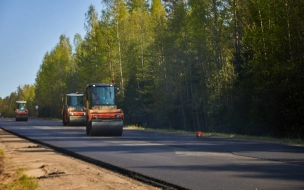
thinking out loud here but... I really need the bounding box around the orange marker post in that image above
[196,131,202,137]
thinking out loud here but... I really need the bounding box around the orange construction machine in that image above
[84,83,124,136]
[62,93,86,126]
[15,101,28,121]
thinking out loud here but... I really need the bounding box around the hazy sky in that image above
[0,0,104,98]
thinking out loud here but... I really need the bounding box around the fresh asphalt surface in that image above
[1,118,304,190]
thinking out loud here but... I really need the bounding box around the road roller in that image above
[15,101,28,121]
[84,83,124,136]
[62,93,86,126]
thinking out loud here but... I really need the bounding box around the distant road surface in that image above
[1,118,304,190]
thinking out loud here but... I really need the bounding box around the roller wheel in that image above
[86,121,90,135]
[117,129,123,136]
[89,122,94,136]
[62,115,67,126]
[86,126,89,135]
[67,116,70,126]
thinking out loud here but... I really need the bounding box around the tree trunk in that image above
[116,21,124,97]
[212,0,222,71]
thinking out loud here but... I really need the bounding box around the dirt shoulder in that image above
[0,128,160,190]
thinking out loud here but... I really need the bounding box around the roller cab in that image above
[84,83,124,136]
[15,101,28,121]
[62,93,86,126]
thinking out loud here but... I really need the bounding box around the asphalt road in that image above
[1,118,304,190]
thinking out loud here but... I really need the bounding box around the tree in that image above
[35,35,73,117]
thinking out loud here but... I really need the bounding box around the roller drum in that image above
[90,119,123,136]
[68,116,86,126]
[16,115,28,121]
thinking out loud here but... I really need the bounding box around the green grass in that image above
[0,151,38,190]
[124,125,304,145]
[4,169,38,190]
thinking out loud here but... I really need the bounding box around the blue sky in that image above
[0,0,104,98]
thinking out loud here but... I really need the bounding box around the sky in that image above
[0,0,104,99]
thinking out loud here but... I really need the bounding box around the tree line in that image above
[1,0,303,138]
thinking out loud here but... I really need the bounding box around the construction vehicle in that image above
[84,82,124,136]
[62,93,86,126]
[15,101,28,121]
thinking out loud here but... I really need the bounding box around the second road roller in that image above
[84,82,124,136]
[62,93,86,126]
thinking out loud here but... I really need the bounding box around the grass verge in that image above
[0,149,38,190]
[124,125,304,145]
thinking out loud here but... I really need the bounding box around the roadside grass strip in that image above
[125,125,304,145]
[0,149,38,190]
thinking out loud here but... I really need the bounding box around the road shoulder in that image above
[0,128,159,190]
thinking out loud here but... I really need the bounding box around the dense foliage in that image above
[1,0,303,138]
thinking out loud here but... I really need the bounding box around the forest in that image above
[0,0,303,138]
